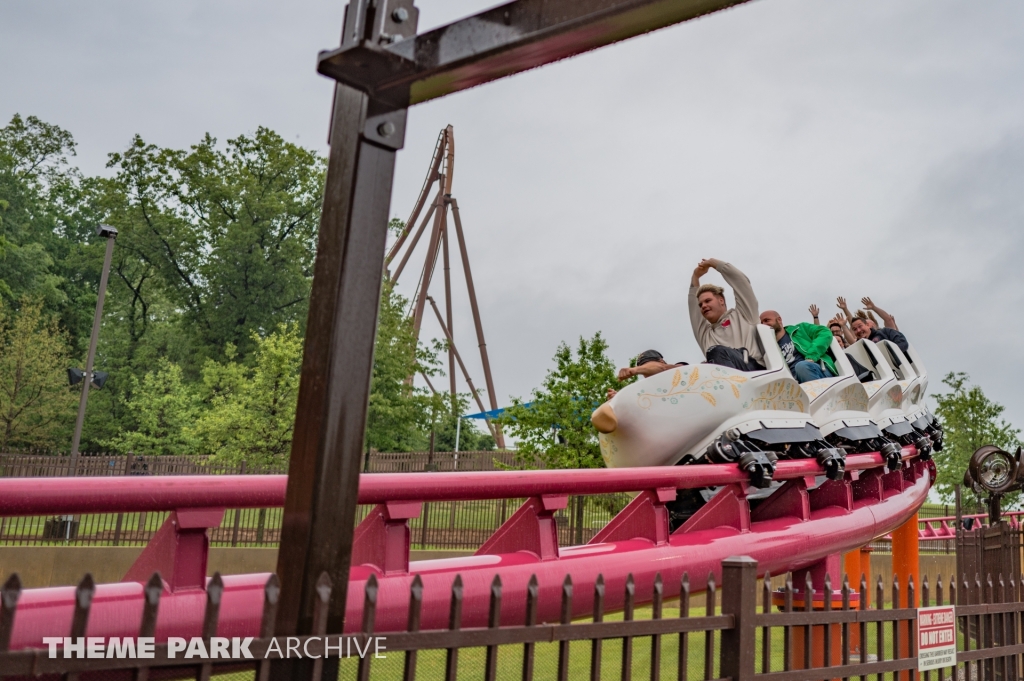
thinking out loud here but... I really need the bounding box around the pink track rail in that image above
[2,449,932,650]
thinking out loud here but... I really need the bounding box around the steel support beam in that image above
[272,3,419,678]
[272,84,400,680]
[318,0,751,106]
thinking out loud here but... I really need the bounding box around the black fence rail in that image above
[0,494,635,550]
[870,538,958,555]
[0,452,283,478]
[0,449,519,478]
[2,556,1019,680]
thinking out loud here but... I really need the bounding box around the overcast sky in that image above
[3,0,1024,435]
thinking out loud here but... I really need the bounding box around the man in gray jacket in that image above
[689,259,765,371]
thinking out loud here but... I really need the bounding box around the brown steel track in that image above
[386,126,505,447]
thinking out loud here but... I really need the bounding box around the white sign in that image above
[917,605,956,671]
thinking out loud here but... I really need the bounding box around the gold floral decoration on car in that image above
[743,380,805,412]
[635,367,748,409]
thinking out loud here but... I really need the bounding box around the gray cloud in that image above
[4,0,1024,431]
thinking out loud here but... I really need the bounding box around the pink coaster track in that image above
[0,449,932,649]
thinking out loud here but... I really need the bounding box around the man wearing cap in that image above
[607,350,688,399]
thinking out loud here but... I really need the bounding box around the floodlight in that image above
[68,368,109,389]
[95,224,118,239]
[968,445,1018,495]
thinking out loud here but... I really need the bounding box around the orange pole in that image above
[892,511,920,681]
[784,556,843,675]
[859,546,873,608]
[844,550,863,655]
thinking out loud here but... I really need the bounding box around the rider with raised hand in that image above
[836,296,855,324]
[851,313,910,354]
[830,311,857,347]
[689,258,764,371]
[861,297,898,330]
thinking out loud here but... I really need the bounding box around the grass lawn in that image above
[197,601,961,681]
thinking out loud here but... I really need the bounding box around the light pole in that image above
[68,224,117,476]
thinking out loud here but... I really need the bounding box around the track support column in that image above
[272,2,419,679]
[892,511,920,681]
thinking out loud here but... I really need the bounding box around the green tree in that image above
[498,332,618,469]
[0,115,79,315]
[103,129,326,360]
[106,359,200,456]
[365,279,442,452]
[932,371,1021,503]
[0,299,77,450]
[430,405,497,452]
[192,325,302,467]
[74,126,328,447]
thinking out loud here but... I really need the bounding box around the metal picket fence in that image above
[4,557,1021,681]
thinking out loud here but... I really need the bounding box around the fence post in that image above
[231,509,242,547]
[256,508,267,545]
[113,513,123,546]
[720,555,757,681]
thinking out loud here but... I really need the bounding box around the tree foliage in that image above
[498,332,617,469]
[0,299,77,450]
[106,359,201,456]
[102,129,326,360]
[932,371,1021,503]
[191,326,303,467]
[0,113,472,457]
[366,280,444,452]
[0,115,82,317]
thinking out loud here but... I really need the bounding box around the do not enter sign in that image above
[918,605,957,671]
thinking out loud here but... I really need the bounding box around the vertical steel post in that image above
[720,555,757,681]
[271,3,417,677]
[69,229,117,475]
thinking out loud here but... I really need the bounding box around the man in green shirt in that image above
[758,310,836,383]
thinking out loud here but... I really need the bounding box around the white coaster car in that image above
[848,339,941,451]
[591,325,940,484]
[593,325,847,485]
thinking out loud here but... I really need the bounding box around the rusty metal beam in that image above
[410,186,444,336]
[427,296,498,441]
[273,85,399,681]
[391,187,439,283]
[317,0,750,105]
[386,128,445,266]
[449,198,505,448]
[441,218,457,410]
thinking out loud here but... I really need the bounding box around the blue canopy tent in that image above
[458,404,531,451]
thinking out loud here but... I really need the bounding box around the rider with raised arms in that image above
[689,258,764,371]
